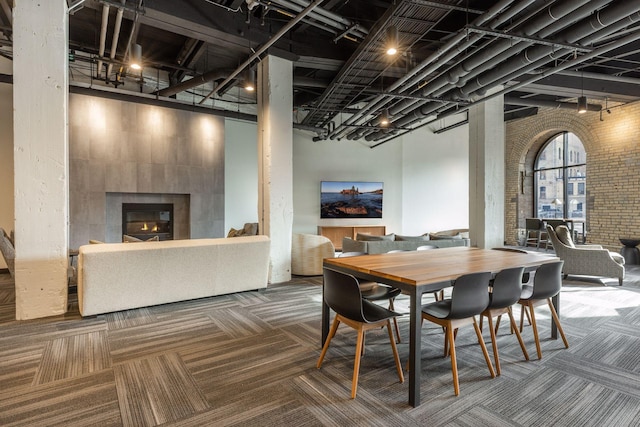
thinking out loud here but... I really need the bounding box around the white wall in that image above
[292,130,404,235]
[0,57,13,269]
[401,121,470,234]
[224,118,259,233]
[224,121,470,237]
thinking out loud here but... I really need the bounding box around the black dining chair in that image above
[480,267,530,375]
[517,261,569,359]
[317,268,404,399]
[421,271,496,396]
[338,251,402,342]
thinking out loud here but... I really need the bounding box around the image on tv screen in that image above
[320,181,383,219]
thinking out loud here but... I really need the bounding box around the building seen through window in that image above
[534,132,586,222]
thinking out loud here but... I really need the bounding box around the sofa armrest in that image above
[342,237,367,254]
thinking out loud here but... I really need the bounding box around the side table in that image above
[619,238,640,265]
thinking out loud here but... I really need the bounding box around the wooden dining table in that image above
[322,246,560,407]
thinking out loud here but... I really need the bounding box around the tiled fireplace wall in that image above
[69,93,224,249]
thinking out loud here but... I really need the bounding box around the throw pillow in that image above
[555,226,574,248]
[89,239,104,244]
[356,233,395,241]
[395,234,430,241]
[123,235,159,243]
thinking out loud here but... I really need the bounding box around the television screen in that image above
[320,181,383,218]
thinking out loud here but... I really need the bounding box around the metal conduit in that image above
[504,96,602,111]
[96,4,110,79]
[273,0,368,37]
[348,0,551,139]
[330,0,517,140]
[385,24,640,139]
[463,1,640,98]
[344,0,575,140]
[106,0,126,80]
[198,0,324,104]
[368,0,640,139]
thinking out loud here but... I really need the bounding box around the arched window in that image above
[534,132,586,221]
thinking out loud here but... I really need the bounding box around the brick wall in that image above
[505,102,640,250]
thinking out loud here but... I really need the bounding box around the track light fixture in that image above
[577,96,587,114]
[380,109,390,126]
[243,68,255,91]
[130,44,142,70]
[386,26,398,56]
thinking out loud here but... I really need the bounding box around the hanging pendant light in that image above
[130,44,142,70]
[385,26,399,56]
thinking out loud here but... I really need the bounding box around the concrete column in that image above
[13,0,69,319]
[468,93,505,249]
[257,55,293,283]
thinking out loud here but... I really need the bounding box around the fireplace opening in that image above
[122,203,174,241]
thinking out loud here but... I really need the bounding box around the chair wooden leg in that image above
[446,325,460,396]
[389,298,401,344]
[547,298,569,349]
[495,315,502,334]
[508,307,529,361]
[351,326,365,399]
[519,304,524,332]
[317,316,340,368]
[486,315,500,376]
[528,303,543,359]
[473,317,496,379]
[386,319,404,383]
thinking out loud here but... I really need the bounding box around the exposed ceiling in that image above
[2,0,640,146]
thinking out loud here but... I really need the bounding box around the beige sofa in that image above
[78,235,270,316]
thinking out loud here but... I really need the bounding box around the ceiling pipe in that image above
[342,0,567,141]
[96,4,110,79]
[554,69,640,86]
[504,96,602,111]
[461,1,640,98]
[340,0,556,139]
[392,28,640,141]
[198,0,325,104]
[267,0,367,39]
[106,0,126,80]
[370,0,640,137]
[328,0,517,140]
[343,0,553,141]
[157,69,235,97]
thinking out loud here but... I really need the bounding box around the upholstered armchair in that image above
[0,227,15,278]
[546,225,624,286]
[291,233,335,276]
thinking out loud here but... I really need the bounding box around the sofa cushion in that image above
[555,225,575,248]
[356,233,395,241]
[395,234,430,241]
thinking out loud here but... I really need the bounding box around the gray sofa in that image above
[342,232,470,254]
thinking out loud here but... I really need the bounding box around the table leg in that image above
[409,290,422,407]
[551,293,559,339]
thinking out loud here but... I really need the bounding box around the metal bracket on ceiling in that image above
[68,0,88,14]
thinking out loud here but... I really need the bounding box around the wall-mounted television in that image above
[320,181,383,218]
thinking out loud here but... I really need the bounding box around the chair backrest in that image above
[525,218,542,231]
[417,245,437,251]
[449,272,492,318]
[323,268,367,322]
[545,219,567,230]
[489,267,525,309]
[554,225,575,248]
[531,261,564,299]
[491,247,528,254]
[387,249,409,253]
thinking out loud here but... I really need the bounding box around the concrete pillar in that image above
[468,93,505,249]
[13,0,69,319]
[257,55,293,283]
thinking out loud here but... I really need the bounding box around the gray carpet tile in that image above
[2,265,640,426]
